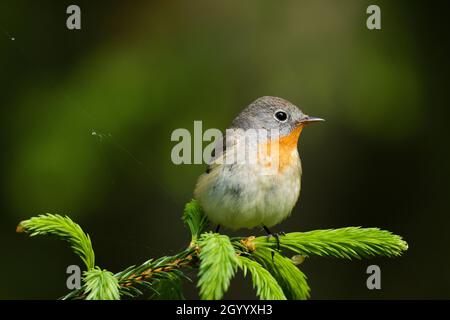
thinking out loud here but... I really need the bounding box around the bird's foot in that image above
[262,226,286,260]
[267,232,285,251]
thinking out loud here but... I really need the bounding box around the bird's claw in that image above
[267,232,285,251]
[262,226,286,261]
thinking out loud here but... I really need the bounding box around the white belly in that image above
[194,151,302,230]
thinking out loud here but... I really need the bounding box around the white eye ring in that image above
[274,109,288,123]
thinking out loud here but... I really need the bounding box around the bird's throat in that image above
[261,125,303,172]
[278,125,303,151]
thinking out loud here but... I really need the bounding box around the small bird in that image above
[194,96,323,233]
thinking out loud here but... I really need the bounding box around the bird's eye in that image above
[274,110,288,122]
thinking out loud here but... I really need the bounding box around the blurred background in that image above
[1,0,449,299]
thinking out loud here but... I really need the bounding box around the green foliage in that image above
[17,214,95,270]
[237,255,286,300]
[84,268,120,300]
[18,200,409,300]
[150,274,185,300]
[182,199,208,243]
[115,252,191,298]
[253,227,408,259]
[252,248,310,300]
[197,232,238,300]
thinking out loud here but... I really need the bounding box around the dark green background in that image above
[1,0,449,299]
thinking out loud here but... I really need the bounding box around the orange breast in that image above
[260,125,303,172]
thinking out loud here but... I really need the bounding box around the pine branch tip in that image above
[16,222,25,233]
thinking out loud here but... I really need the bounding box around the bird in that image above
[194,96,323,235]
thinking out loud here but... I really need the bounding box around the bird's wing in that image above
[204,129,242,174]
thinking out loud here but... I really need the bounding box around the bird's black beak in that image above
[298,115,325,125]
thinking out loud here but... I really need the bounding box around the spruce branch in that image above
[252,227,408,259]
[197,232,238,300]
[17,214,95,270]
[60,287,85,300]
[182,199,208,245]
[237,255,286,300]
[17,200,409,300]
[252,248,310,300]
[150,273,186,300]
[84,267,120,300]
[116,249,194,297]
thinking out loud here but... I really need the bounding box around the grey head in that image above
[230,96,323,137]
